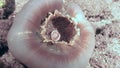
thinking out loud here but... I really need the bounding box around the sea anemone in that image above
[7,0,95,68]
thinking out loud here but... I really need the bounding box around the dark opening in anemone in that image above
[51,16,76,43]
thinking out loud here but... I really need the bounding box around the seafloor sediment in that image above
[0,0,120,68]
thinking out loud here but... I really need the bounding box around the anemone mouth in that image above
[41,10,77,44]
[52,16,76,43]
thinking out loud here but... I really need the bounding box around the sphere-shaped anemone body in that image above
[7,0,95,68]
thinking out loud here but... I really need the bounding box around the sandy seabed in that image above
[0,0,120,68]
